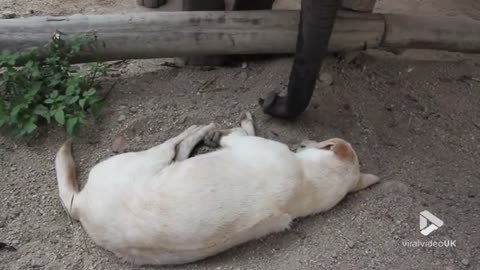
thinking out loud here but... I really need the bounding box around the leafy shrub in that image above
[0,32,106,137]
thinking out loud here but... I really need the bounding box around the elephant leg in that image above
[261,0,340,118]
[181,0,226,66]
[233,0,275,10]
[182,0,224,10]
[137,0,167,8]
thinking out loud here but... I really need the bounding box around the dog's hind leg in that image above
[175,123,217,162]
[144,125,203,167]
[240,111,255,136]
[204,112,255,147]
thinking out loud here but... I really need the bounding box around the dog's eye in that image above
[299,144,306,148]
[319,143,334,150]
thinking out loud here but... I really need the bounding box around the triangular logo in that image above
[419,210,444,236]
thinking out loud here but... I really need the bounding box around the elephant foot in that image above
[137,0,167,8]
[259,91,296,119]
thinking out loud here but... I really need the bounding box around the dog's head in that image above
[295,138,379,193]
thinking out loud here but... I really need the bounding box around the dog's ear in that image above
[317,139,355,161]
[350,173,380,192]
[316,141,335,150]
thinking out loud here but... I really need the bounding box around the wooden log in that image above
[272,0,301,10]
[1,10,480,64]
[383,14,480,53]
[342,0,377,12]
[333,11,384,50]
[0,10,383,63]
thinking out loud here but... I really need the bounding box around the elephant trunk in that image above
[262,0,340,118]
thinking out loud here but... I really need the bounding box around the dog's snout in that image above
[294,140,317,152]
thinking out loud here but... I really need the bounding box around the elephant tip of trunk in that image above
[259,91,304,119]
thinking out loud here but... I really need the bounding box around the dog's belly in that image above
[78,141,302,264]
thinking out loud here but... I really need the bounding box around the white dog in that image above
[55,112,379,265]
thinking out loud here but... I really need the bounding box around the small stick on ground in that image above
[472,119,480,130]
[200,87,227,93]
[197,77,218,93]
[160,62,182,68]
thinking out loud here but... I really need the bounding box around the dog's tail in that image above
[55,139,81,220]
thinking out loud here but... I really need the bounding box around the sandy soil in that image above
[1,1,479,270]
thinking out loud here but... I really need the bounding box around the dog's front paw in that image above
[204,130,222,148]
[240,111,253,123]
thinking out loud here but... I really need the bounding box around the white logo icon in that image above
[420,210,444,236]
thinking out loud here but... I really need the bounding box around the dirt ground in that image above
[1,1,479,270]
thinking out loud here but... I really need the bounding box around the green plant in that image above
[0,32,106,137]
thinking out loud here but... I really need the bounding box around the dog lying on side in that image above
[55,112,379,265]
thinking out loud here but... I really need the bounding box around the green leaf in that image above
[16,129,27,138]
[33,104,50,120]
[66,117,78,135]
[54,109,65,125]
[56,95,66,102]
[25,122,37,134]
[48,75,63,87]
[77,113,88,124]
[50,90,59,99]
[84,88,96,97]
[27,82,42,96]
[79,98,86,109]
[1,51,20,66]
[66,85,77,96]
[44,98,55,104]
[10,105,22,119]
[66,96,80,105]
